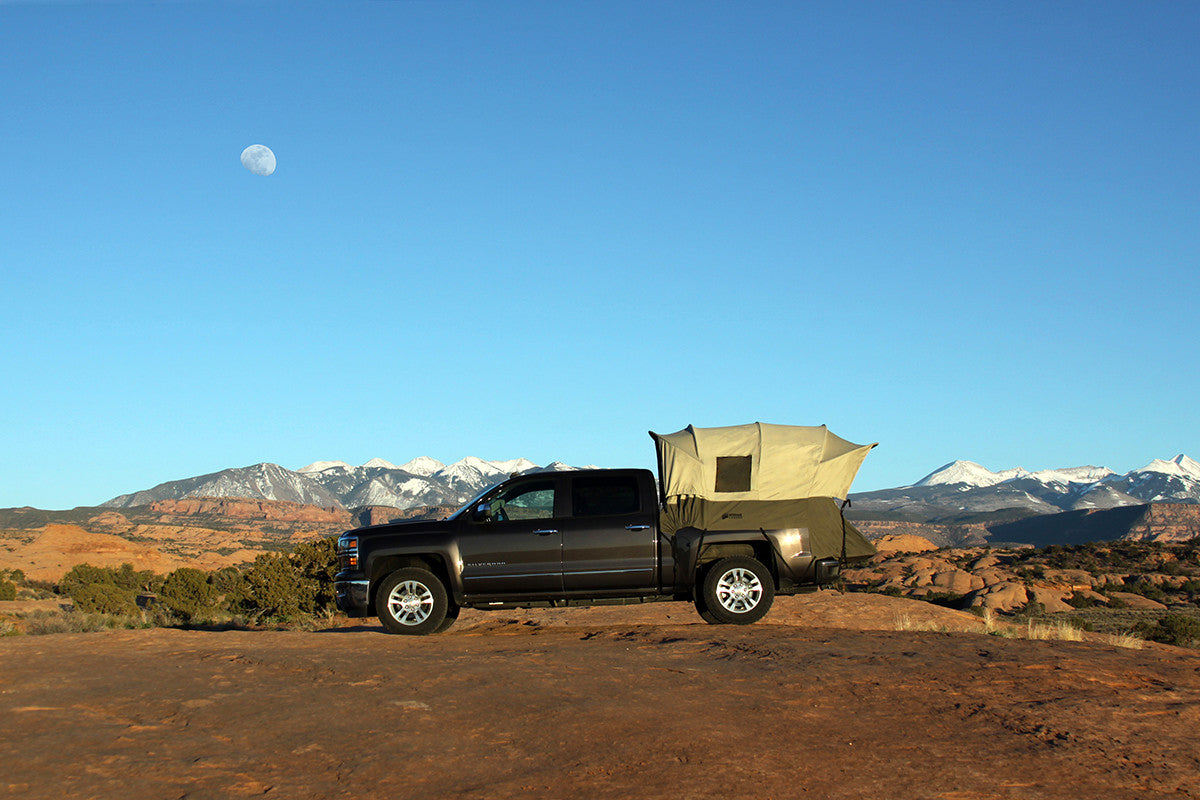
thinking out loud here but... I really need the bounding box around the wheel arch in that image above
[694,538,778,586]
[367,553,454,615]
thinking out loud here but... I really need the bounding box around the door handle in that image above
[533,528,559,536]
[625,524,651,531]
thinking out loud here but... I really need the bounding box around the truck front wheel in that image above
[699,556,775,625]
[377,568,451,635]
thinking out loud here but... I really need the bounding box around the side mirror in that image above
[472,502,492,522]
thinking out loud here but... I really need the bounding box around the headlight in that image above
[338,534,359,568]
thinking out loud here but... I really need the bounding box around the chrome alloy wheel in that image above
[385,580,435,626]
[714,567,763,613]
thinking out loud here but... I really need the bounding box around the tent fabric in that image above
[659,496,877,561]
[650,422,877,502]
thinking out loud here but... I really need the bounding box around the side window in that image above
[493,481,555,521]
[572,476,641,517]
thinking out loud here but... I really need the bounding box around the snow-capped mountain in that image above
[915,461,1118,490]
[296,460,352,474]
[853,455,1200,519]
[103,457,577,511]
[102,451,1199,521]
[396,457,445,477]
[105,463,345,509]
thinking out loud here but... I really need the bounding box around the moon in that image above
[240,144,276,176]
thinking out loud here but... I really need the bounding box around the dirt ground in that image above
[3,593,1200,800]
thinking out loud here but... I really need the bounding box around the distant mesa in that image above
[872,534,939,554]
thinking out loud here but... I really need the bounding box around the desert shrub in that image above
[1104,592,1129,609]
[59,563,153,596]
[0,580,16,601]
[1135,614,1200,648]
[1013,599,1046,620]
[1122,579,1166,602]
[69,582,139,615]
[2,568,26,584]
[292,536,339,613]
[210,566,242,596]
[58,563,148,615]
[231,537,341,622]
[23,578,57,594]
[1066,592,1102,609]
[235,553,313,620]
[158,567,219,622]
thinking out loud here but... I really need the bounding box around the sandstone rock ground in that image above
[3,594,1199,800]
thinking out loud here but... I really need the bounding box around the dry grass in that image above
[890,612,954,633]
[1023,619,1086,641]
[892,606,1143,649]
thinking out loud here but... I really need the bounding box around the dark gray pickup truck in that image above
[334,423,877,634]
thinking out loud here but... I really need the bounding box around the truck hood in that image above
[355,516,454,535]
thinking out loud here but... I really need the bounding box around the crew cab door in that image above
[456,477,563,596]
[559,473,658,593]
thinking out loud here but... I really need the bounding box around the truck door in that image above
[559,473,657,593]
[456,478,563,596]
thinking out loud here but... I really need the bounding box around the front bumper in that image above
[334,572,370,616]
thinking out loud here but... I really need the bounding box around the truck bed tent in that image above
[650,423,878,561]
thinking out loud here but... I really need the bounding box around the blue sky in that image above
[2,0,1197,509]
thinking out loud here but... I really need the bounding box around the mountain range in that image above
[851,454,1200,520]
[101,453,1200,521]
[102,457,584,511]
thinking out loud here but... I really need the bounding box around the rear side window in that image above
[715,456,752,493]
[572,476,641,517]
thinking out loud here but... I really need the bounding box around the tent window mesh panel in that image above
[715,456,752,493]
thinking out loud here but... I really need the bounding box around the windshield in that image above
[448,480,507,520]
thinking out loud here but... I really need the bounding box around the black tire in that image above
[433,603,460,634]
[700,556,775,625]
[693,593,721,624]
[376,568,450,635]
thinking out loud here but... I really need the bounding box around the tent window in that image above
[715,456,752,493]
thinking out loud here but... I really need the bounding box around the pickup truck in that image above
[335,423,877,635]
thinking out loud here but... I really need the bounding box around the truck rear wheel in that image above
[699,556,774,625]
[693,593,720,624]
[377,568,450,635]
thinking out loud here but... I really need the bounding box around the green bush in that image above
[60,563,153,596]
[292,536,339,613]
[1066,592,1102,609]
[58,563,151,616]
[210,566,243,596]
[69,582,139,615]
[1136,614,1200,648]
[0,580,16,601]
[1122,580,1166,602]
[235,553,313,620]
[1104,592,1129,609]
[158,567,219,622]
